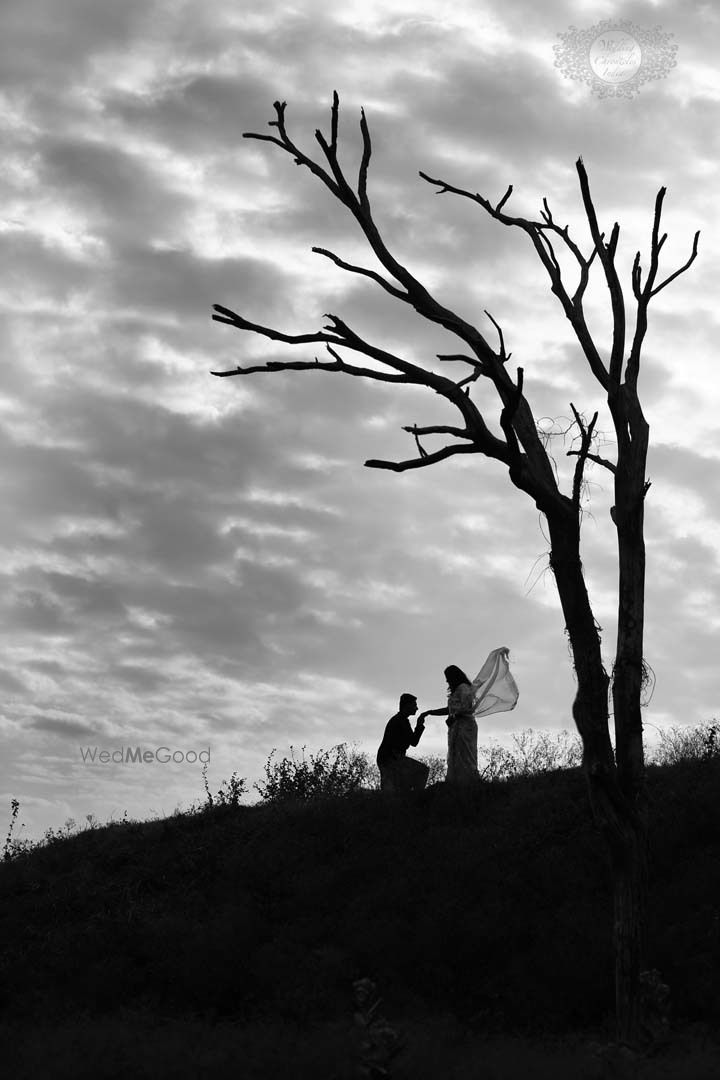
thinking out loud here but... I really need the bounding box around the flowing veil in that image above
[471,646,519,717]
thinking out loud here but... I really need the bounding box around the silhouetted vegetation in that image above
[1,725,719,1077]
[254,742,371,802]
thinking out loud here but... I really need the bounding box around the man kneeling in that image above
[377,693,429,793]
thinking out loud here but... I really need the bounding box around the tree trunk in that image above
[612,817,649,1045]
[610,399,650,1046]
[546,507,613,784]
[546,502,648,1045]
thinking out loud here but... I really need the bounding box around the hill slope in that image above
[1,759,719,1075]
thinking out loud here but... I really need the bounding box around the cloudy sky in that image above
[2,0,718,839]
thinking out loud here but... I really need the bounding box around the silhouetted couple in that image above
[377,651,519,794]
[376,665,480,793]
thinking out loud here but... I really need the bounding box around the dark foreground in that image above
[1,758,719,1077]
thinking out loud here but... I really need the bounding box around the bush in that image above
[478,728,583,782]
[650,720,720,766]
[253,731,585,805]
[255,743,371,803]
[202,765,247,809]
[2,800,93,862]
[3,798,27,861]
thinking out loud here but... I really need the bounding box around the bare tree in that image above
[210,93,699,1045]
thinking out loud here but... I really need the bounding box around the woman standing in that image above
[419,665,479,786]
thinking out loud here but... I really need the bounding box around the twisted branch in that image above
[365,443,481,472]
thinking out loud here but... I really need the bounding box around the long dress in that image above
[446,682,478,786]
[446,648,520,785]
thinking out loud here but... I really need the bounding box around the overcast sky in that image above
[1,0,718,839]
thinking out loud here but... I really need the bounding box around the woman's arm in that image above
[418,707,449,719]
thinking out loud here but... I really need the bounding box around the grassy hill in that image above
[1,753,720,1078]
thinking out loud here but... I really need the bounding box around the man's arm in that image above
[408,716,425,747]
[380,713,411,758]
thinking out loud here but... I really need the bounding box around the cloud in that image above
[104,72,282,156]
[30,716,97,738]
[0,668,28,694]
[1,0,718,839]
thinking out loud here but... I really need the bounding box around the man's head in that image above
[399,693,418,717]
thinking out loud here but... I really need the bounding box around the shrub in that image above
[201,765,247,809]
[2,800,90,862]
[2,798,27,861]
[479,729,583,782]
[649,720,720,766]
[255,743,371,803]
[421,754,447,786]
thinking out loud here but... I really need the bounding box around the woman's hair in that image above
[444,665,471,692]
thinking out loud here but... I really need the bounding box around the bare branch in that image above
[212,304,344,346]
[248,97,506,367]
[315,92,358,202]
[212,303,526,474]
[240,132,286,150]
[211,350,409,383]
[484,310,510,362]
[567,449,617,475]
[537,229,562,280]
[243,100,343,200]
[607,221,620,261]
[627,186,700,386]
[458,368,483,390]
[631,251,642,300]
[436,353,486,388]
[312,246,407,300]
[499,367,524,465]
[419,170,518,224]
[569,404,599,511]
[226,96,624,507]
[576,158,625,387]
[420,166,610,392]
[358,107,371,209]
[437,352,484,368]
[496,185,513,213]
[211,305,446,388]
[408,424,428,458]
[571,243,600,308]
[365,443,481,472]
[643,186,666,296]
[649,230,700,297]
[401,424,472,439]
[330,88,339,156]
